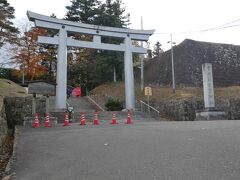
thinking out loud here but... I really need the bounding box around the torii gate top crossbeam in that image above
[27,11,154,41]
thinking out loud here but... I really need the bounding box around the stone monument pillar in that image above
[202,63,215,109]
[195,63,226,120]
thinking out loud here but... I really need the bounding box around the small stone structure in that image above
[28,81,56,96]
[4,96,46,127]
[195,63,226,120]
[28,81,56,114]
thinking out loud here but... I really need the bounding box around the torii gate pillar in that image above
[56,27,67,109]
[56,30,136,109]
[124,36,135,109]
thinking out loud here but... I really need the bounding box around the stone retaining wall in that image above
[4,96,46,128]
[150,98,240,121]
[89,93,240,121]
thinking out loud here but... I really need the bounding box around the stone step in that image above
[48,110,157,123]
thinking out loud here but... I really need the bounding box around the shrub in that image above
[105,98,123,111]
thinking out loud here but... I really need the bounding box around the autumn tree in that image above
[13,27,48,81]
[0,0,19,48]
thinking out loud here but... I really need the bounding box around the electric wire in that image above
[154,18,240,35]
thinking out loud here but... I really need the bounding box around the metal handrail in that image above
[87,95,105,111]
[139,100,159,117]
[66,102,70,108]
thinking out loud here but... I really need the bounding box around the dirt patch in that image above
[0,132,14,179]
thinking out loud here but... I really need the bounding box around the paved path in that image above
[11,120,240,180]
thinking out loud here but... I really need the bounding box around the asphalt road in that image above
[11,120,240,180]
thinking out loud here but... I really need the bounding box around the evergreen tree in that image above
[39,13,58,82]
[0,0,18,48]
[93,0,129,83]
[94,0,129,27]
[147,49,153,59]
[65,0,130,90]
[65,0,99,91]
[65,0,100,24]
[153,41,163,58]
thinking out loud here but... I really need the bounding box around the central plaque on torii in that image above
[27,11,154,110]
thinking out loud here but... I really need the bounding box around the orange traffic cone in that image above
[93,111,99,125]
[80,112,86,125]
[64,113,70,126]
[33,113,40,128]
[111,112,117,125]
[45,113,51,127]
[126,110,132,124]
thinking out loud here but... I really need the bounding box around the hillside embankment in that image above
[90,82,240,120]
[0,79,27,178]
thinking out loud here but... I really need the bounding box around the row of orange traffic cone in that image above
[33,113,51,128]
[73,111,132,126]
[33,110,132,128]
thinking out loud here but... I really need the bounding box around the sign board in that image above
[28,81,56,96]
[144,86,152,96]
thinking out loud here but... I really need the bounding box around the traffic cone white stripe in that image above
[80,112,86,125]
[45,113,51,127]
[33,113,40,128]
[93,111,99,125]
[111,112,117,124]
[64,113,70,126]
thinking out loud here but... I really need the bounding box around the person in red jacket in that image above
[72,86,81,97]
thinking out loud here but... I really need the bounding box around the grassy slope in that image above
[0,79,27,107]
[0,79,27,178]
[90,82,240,102]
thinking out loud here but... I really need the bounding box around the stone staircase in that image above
[49,96,160,123]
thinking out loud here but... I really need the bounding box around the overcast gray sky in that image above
[7,0,240,50]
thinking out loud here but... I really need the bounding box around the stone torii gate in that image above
[27,11,154,110]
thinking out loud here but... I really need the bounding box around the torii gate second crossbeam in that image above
[27,11,154,110]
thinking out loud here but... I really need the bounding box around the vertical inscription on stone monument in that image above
[202,63,215,108]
